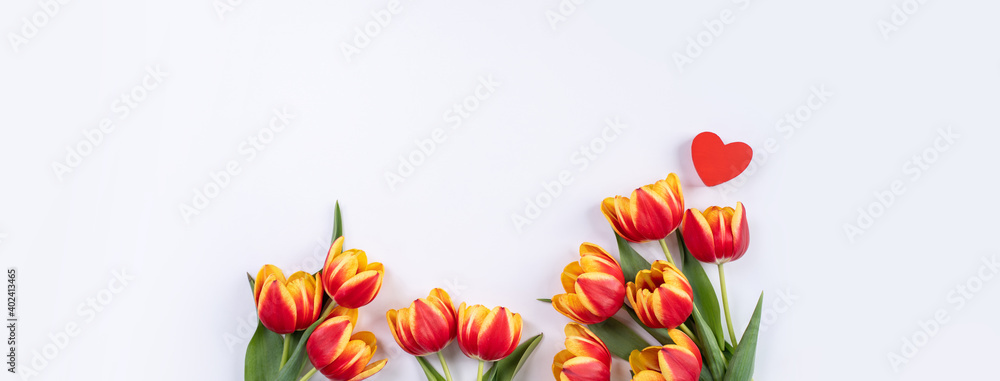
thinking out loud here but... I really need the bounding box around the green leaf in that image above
[723,293,763,381]
[274,307,335,381]
[247,272,256,292]
[690,305,726,381]
[699,364,713,381]
[415,356,446,381]
[331,201,343,244]
[615,232,651,283]
[623,305,673,346]
[537,298,552,303]
[244,320,283,381]
[487,334,544,381]
[677,234,725,349]
[587,317,650,360]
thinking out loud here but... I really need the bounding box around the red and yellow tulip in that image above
[321,236,385,309]
[552,243,626,325]
[386,288,458,356]
[552,323,611,381]
[253,265,324,334]
[457,303,523,362]
[680,202,750,264]
[306,315,387,381]
[601,174,685,243]
[629,330,702,381]
[626,261,693,330]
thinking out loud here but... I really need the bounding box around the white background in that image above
[2,0,999,380]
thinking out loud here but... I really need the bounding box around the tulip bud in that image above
[552,323,612,381]
[628,330,702,381]
[457,303,523,362]
[321,236,385,309]
[253,265,324,334]
[386,288,458,356]
[601,174,685,243]
[306,316,388,381]
[626,261,693,330]
[552,243,626,325]
[680,202,750,264]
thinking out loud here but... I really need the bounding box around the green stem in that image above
[298,366,318,381]
[678,323,696,342]
[658,239,676,266]
[476,360,485,381]
[279,334,292,369]
[437,352,454,381]
[718,263,738,347]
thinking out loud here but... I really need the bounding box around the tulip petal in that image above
[574,273,626,320]
[254,264,286,303]
[476,307,518,361]
[334,268,384,309]
[307,316,354,370]
[552,293,603,325]
[561,356,611,381]
[257,275,297,334]
[632,370,668,381]
[346,359,387,381]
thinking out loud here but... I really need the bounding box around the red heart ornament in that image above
[691,132,753,187]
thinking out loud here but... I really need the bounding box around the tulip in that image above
[628,330,702,381]
[680,202,749,265]
[306,315,387,381]
[457,303,523,380]
[387,288,457,356]
[253,265,324,334]
[552,243,626,325]
[321,236,385,309]
[626,261,693,329]
[552,323,611,381]
[601,174,685,244]
[680,202,750,346]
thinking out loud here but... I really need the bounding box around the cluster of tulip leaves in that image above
[416,334,544,381]
[244,204,346,381]
[592,232,762,381]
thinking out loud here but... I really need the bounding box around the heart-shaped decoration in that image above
[691,131,753,187]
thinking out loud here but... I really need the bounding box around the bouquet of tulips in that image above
[244,203,543,381]
[547,173,762,381]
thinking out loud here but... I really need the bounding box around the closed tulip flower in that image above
[629,330,702,381]
[552,243,625,325]
[386,288,458,356]
[680,202,749,346]
[552,323,611,381]
[457,303,523,362]
[253,265,324,334]
[321,236,385,309]
[306,316,387,381]
[626,261,693,330]
[601,174,685,243]
[680,202,750,265]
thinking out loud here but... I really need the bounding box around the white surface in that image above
[2,0,999,380]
